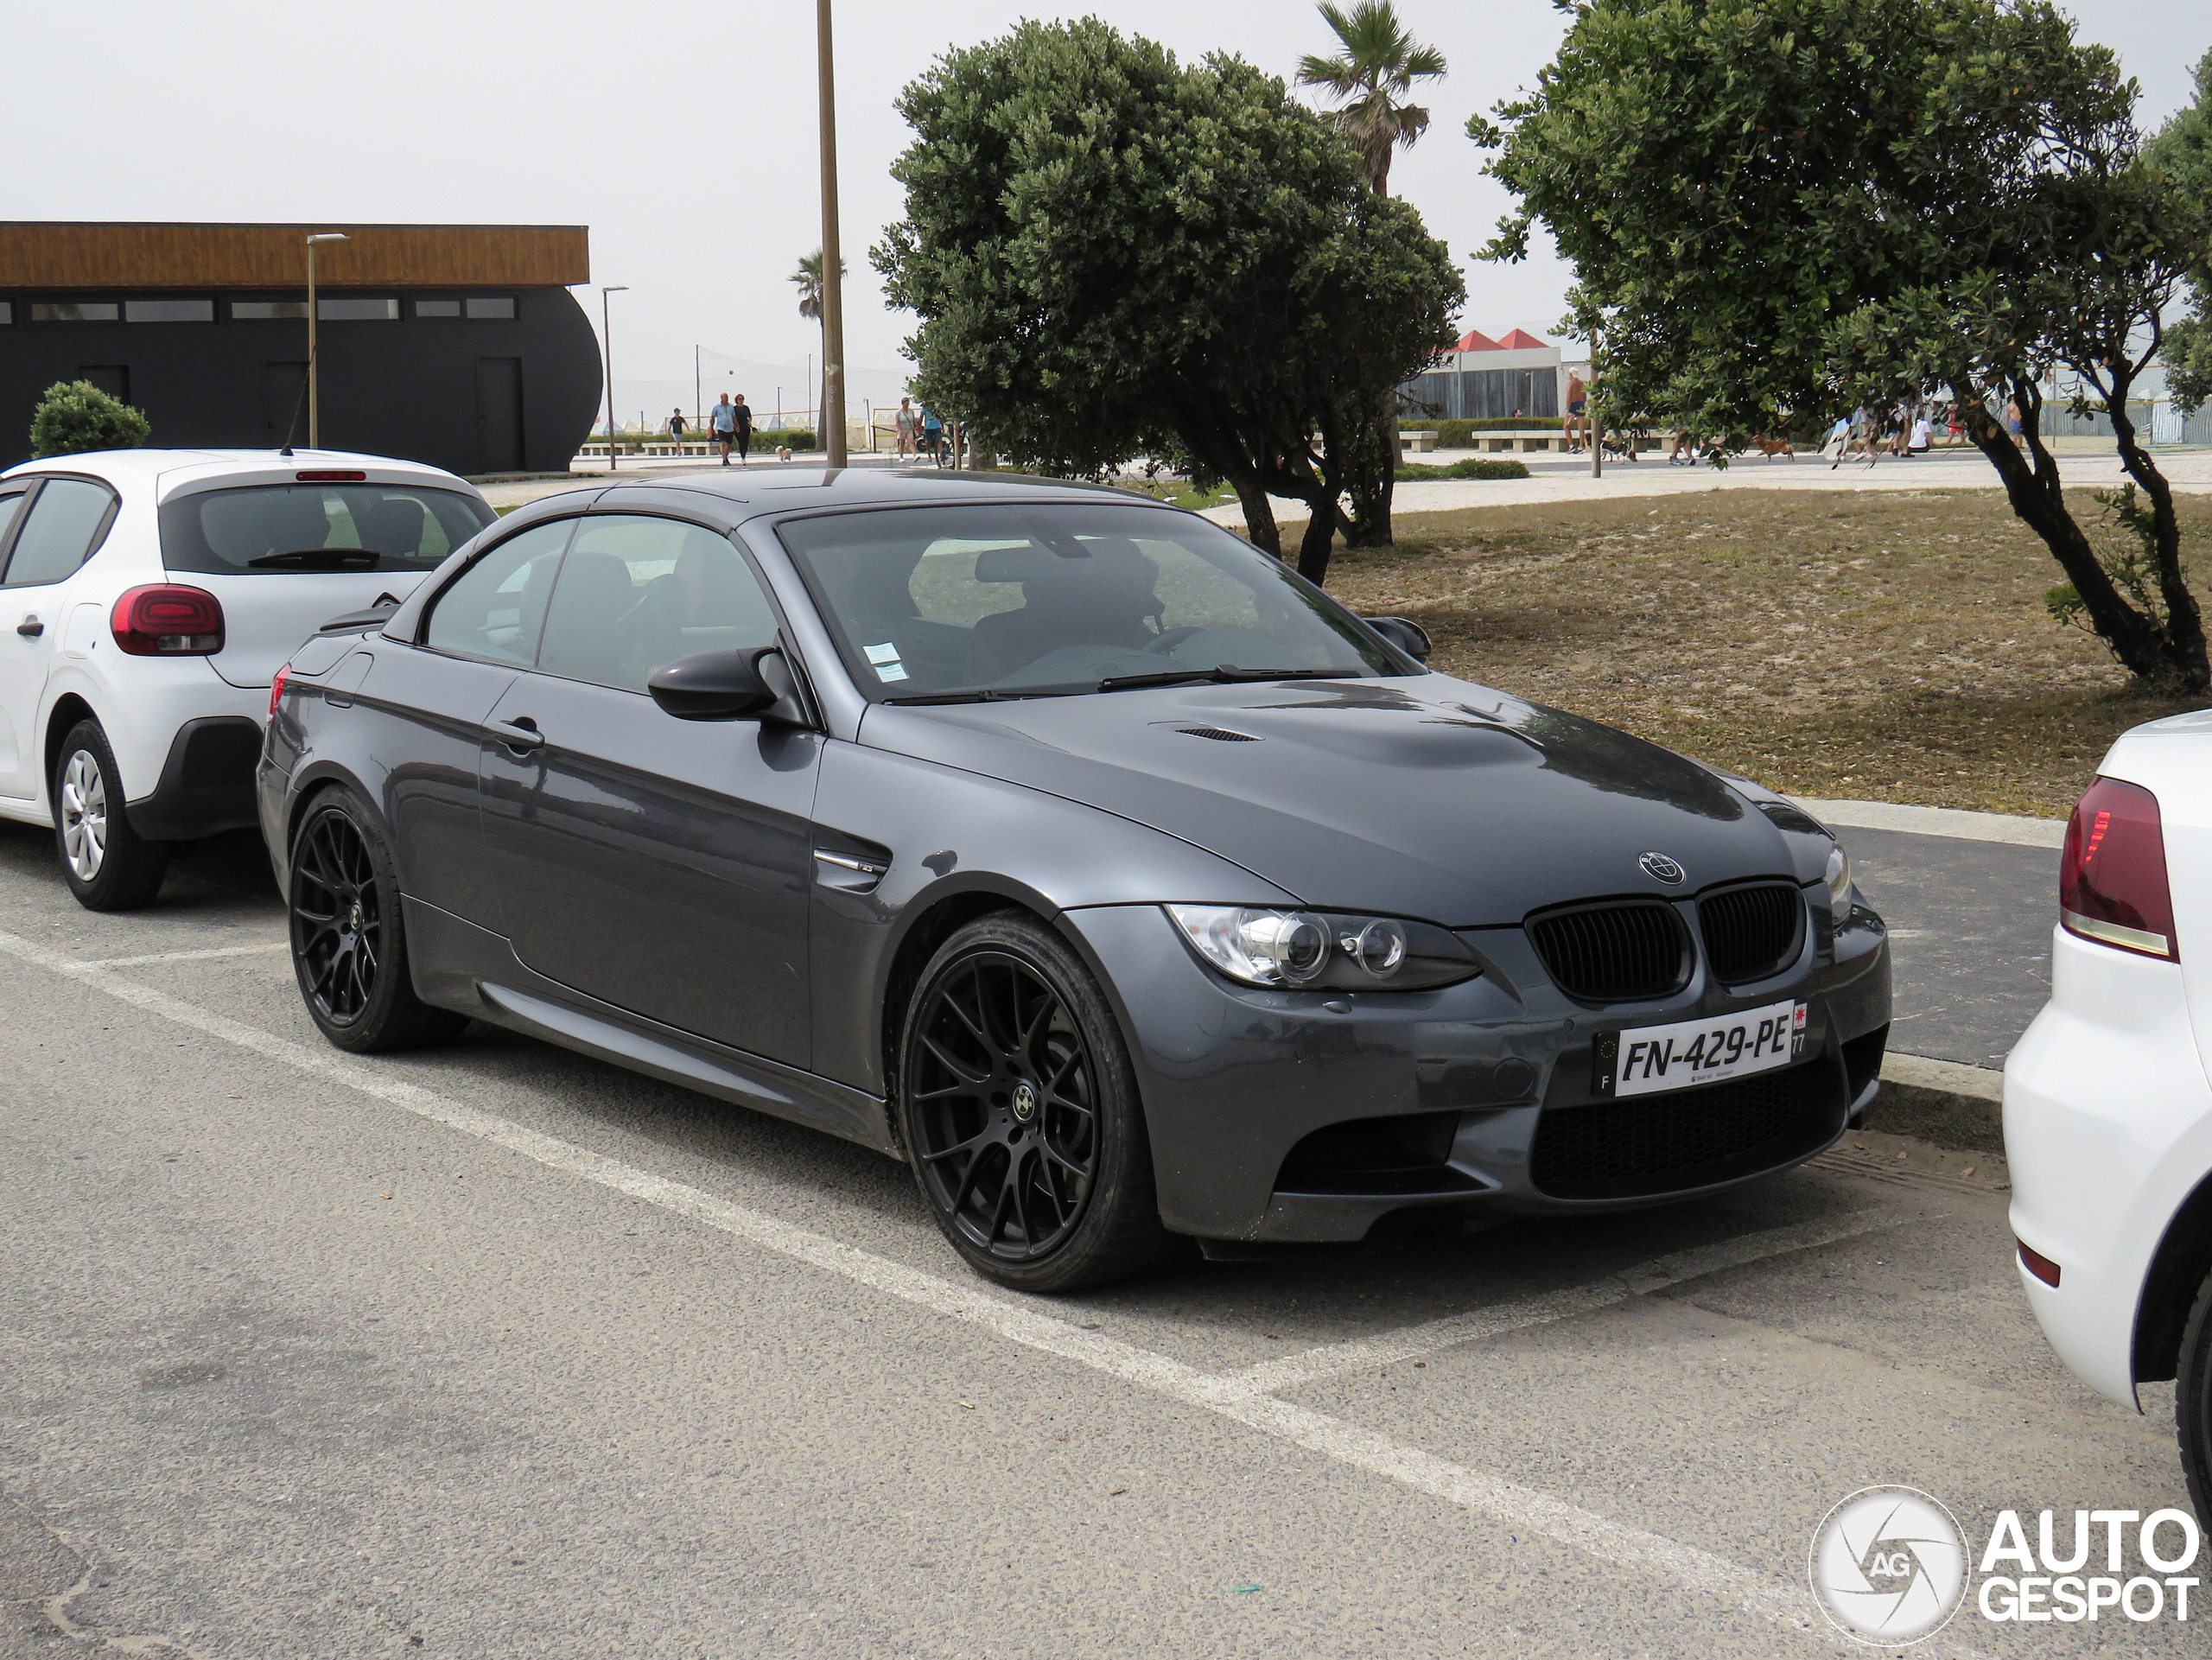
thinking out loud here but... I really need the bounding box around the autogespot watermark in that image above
[1809,1486,2204,1644]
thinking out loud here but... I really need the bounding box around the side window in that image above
[422,518,575,665]
[3,478,116,588]
[0,485,30,560]
[535,514,778,694]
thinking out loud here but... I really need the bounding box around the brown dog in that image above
[1748,435,1796,460]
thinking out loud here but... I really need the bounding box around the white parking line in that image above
[82,941,290,968]
[3,927,1970,1655]
[1230,1211,1904,1396]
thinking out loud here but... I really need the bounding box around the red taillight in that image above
[2018,1240,2062,1288]
[2061,776,2177,960]
[269,664,289,720]
[111,584,226,657]
[295,469,366,482]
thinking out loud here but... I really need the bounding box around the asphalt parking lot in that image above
[0,818,2187,1659]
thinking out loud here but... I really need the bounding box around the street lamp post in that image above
[816,0,848,467]
[601,285,629,470]
[304,232,348,450]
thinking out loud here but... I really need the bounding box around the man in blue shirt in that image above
[709,395,737,466]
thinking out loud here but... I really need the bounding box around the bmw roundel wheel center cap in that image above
[1010,1080,1039,1124]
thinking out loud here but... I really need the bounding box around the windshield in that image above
[777,502,1399,701]
[160,482,493,576]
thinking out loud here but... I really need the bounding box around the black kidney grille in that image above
[1527,901,1688,1002]
[1699,882,1805,983]
[1531,1065,1824,1199]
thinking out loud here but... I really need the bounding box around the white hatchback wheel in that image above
[59,748,107,881]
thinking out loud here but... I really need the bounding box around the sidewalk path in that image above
[1200,445,2212,530]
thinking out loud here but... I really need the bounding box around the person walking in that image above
[2005,398,2024,448]
[732,394,754,465]
[666,408,687,449]
[1563,374,1587,453]
[709,394,736,466]
[920,405,944,463]
[894,398,917,461]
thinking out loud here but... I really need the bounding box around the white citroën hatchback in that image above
[2005,709,2212,1507]
[0,449,493,908]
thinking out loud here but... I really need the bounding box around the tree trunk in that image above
[1295,496,1340,583]
[1230,477,1281,557]
[2107,394,2209,689]
[1963,381,2209,692]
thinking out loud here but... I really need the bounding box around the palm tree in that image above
[1295,1,1446,196]
[791,249,845,432]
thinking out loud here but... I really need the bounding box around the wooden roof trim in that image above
[0,223,590,290]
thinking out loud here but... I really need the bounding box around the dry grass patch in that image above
[1323,488,2212,817]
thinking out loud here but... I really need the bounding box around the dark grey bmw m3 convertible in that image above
[260,467,1891,1290]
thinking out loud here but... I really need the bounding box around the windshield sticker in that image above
[874,661,910,683]
[862,642,901,665]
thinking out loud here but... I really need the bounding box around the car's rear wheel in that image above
[53,720,170,912]
[2176,1266,2212,1518]
[898,913,1179,1293]
[289,786,466,1053]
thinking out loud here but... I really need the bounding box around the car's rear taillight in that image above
[2061,776,2177,960]
[269,665,289,720]
[112,584,226,657]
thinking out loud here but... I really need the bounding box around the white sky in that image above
[10,1,2207,414]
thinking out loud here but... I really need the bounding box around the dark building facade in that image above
[0,222,601,476]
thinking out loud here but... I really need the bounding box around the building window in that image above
[466,296,516,320]
[414,299,461,318]
[317,297,400,321]
[232,300,308,320]
[29,302,120,322]
[0,302,11,325]
[124,298,215,323]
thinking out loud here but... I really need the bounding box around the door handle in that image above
[16,615,41,638]
[487,716,544,752]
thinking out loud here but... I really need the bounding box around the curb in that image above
[1868,1053,2004,1153]
[1789,798,2066,849]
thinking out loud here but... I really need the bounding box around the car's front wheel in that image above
[288,785,467,1053]
[53,720,170,911]
[898,913,1181,1293]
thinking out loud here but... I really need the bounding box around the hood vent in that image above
[1177,726,1260,742]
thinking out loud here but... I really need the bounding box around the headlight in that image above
[1823,843,1853,917]
[1165,905,1478,990]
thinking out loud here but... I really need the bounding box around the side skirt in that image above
[402,894,898,1156]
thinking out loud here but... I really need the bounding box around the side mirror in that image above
[648,647,782,720]
[1362,614,1433,663]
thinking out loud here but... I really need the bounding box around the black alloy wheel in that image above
[293,805,384,1026]
[2176,1265,2212,1519]
[287,788,466,1053]
[911,951,1097,1260]
[899,914,1179,1292]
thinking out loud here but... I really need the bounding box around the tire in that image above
[287,785,467,1053]
[897,913,1181,1293]
[53,720,170,912]
[2176,1265,2212,1521]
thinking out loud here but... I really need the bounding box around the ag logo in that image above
[1637,850,1686,885]
[1808,1486,1968,1645]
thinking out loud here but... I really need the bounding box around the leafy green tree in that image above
[1296,1,1447,195]
[2152,50,2212,417]
[29,379,150,459]
[1474,0,2210,691]
[874,18,1459,578]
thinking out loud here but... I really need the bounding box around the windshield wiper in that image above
[1094,665,1352,693]
[879,688,1078,706]
[246,548,385,571]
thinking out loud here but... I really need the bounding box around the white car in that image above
[0,449,493,908]
[2005,709,2212,1506]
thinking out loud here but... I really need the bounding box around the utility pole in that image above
[817,0,848,467]
[1589,318,1603,480]
[304,232,348,449]
[601,285,629,470]
[694,345,702,433]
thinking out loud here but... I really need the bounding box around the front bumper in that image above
[1063,900,1891,1243]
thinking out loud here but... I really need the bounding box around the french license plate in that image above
[1592,999,1807,1099]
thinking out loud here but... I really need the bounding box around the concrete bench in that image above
[1398,429,1438,453]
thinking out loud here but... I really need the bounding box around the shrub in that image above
[30,379,150,458]
[762,429,817,450]
[1395,457,1531,480]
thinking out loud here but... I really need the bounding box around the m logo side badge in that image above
[1638,851,1687,885]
